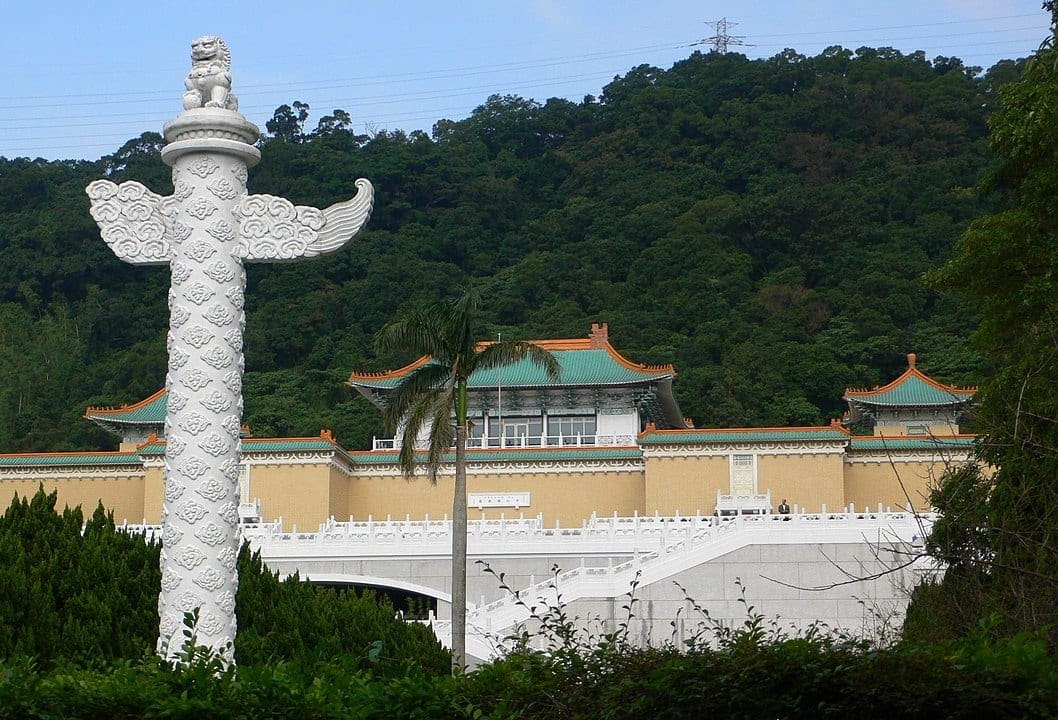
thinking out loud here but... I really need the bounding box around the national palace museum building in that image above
[0,324,976,530]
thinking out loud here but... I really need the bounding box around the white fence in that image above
[119,505,934,560]
[115,509,937,660]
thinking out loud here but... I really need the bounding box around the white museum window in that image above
[489,415,544,446]
[547,415,597,444]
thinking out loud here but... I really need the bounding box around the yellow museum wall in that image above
[644,451,846,514]
[644,455,729,515]
[843,458,944,512]
[874,422,961,437]
[345,468,645,527]
[346,472,454,522]
[328,466,350,521]
[0,448,961,532]
[144,466,164,524]
[757,453,845,512]
[0,475,147,524]
[251,462,332,531]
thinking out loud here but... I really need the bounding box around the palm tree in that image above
[374,288,559,671]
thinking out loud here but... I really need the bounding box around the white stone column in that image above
[154,109,260,661]
[86,35,373,664]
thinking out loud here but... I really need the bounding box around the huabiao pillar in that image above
[86,35,373,663]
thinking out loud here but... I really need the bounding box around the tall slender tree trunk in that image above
[451,385,468,671]
[451,426,468,671]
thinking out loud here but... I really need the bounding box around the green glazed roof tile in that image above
[350,348,672,390]
[0,453,142,468]
[138,437,348,457]
[844,368,975,408]
[849,436,976,451]
[85,389,167,425]
[639,428,849,445]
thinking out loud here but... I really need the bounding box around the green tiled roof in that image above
[348,447,644,465]
[138,438,347,457]
[844,369,975,408]
[639,428,849,445]
[350,348,672,390]
[243,439,338,453]
[85,390,167,425]
[849,436,976,451]
[0,453,142,468]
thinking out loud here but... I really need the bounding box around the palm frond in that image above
[375,308,446,361]
[382,363,451,432]
[425,402,456,485]
[476,340,561,380]
[396,384,454,479]
[446,286,481,363]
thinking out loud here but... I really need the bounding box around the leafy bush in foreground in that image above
[0,488,448,674]
[0,629,1053,719]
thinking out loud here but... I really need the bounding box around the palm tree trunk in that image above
[452,420,468,672]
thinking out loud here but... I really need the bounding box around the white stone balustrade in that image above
[427,509,935,657]
[119,508,931,560]
[115,509,936,660]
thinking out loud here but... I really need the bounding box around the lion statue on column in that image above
[183,35,239,111]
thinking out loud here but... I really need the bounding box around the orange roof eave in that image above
[850,433,977,441]
[843,367,977,399]
[483,337,674,375]
[0,450,140,460]
[347,355,432,383]
[600,341,674,375]
[84,387,167,419]
[348,338,674,385]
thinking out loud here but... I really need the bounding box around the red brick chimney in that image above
[589,322,609,348]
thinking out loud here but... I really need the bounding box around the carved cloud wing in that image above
[234,178,374,262]
[86,180,173,265]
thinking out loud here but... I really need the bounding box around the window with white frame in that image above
[488,415,544,446]
[547,415,597,444]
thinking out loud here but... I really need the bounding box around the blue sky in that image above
[1,1,1051,161]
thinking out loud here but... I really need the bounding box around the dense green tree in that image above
[0,44,1029,452]
[374,288,558,670]
[907,29,1058,643]
[265,101,311,141]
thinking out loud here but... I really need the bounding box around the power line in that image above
[0,11,1048,160]
[696,18,751,53]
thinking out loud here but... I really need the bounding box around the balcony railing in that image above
[371,434,637,451]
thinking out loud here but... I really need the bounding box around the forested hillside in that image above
[0,47,1020,452]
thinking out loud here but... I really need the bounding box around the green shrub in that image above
[0,490,159,666]
[235,546,449,673]
[0,488,448,674]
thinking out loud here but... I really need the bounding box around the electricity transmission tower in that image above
[697,18,749,53]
